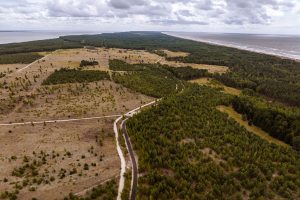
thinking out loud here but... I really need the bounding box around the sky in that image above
[0,0,299,34]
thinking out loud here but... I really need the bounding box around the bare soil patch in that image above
[162,50,189,58]
[190,78,241,96]
[0,120,119,200]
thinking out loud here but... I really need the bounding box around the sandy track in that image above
[0,114,121,126]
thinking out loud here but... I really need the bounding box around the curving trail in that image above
[117,100,157,200]
[1,99,158,200]
[121,119,137,200]
[114,116,126,200]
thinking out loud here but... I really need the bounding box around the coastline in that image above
[0,31,103,45]
[163,32,300,62]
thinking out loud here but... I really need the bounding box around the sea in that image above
[0,30,103,44]
[165,32,300,60]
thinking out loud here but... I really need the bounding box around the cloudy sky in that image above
[0,0,299,34]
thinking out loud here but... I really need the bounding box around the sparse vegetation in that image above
[64,180,117,200]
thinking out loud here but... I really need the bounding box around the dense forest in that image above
[109,59,208,80]
[42,68,109,85]
[61,32,300,107]
[126,84,300,199]
[0,38,82,55]
[109,59,144,71]
[232,96,300,148]
[110,60,208,97]
[112,68,180,98]
[0,53,43,64]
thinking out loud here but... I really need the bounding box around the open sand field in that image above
[0,48,156,199]
[0,120,119,200]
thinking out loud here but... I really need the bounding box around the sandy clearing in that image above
[190,77,241,96]
[162,49,190,58]
[0,119,119,200]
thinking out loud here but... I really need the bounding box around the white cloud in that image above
[0,0,299,34]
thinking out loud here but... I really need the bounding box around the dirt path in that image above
[114,116,126,200]
[0,114,121,126]
[17,53,52,73]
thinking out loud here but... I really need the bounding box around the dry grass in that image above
[0,48,157,199]
[0,64,26,74]
[217,105,288,147]
[162,50,189,58]
[0,120,119,200]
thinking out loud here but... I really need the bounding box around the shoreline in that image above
[163,32,300,62]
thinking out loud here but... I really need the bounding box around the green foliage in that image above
[165,66,208,80]
[42,68,109,85]
[112,67,181,98]
[79,59,98,67]
[121,172,131,200]
[232,96,300,146]
[0,53,43,64]
[126,84,300,199]
[293,136,300,151]
[109,59,144,71]
[61,32,300,106]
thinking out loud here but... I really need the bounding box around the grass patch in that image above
[42,68,109,85]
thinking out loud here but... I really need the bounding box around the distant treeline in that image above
[61,32,300,107]
[0,53,43,64]
[0,38,82,55]
[1,32,300,106]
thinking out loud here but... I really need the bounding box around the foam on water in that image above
[165,32,300,60]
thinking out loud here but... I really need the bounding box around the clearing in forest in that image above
[190,77,241,96]
[217,105,289,147]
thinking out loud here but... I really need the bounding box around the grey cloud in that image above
[222,0,293,25]
[196,0,214,10]
[108,0,148,9]
[0,0,298,28]
[151,17,209,26]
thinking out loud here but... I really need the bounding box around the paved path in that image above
[121,119,137,200]
[118,100,157,200]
